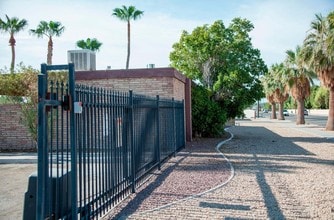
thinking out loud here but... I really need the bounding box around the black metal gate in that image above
[35,64,185,219]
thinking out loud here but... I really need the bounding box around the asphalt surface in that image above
[262,112,328,127]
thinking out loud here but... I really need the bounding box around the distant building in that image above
[67,49,96,71]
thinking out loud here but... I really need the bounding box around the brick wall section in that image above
[0,104,35,151]
[76,67,192,141]
[76,67,186,100]
[77,77,177,100]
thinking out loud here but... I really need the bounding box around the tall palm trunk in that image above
[296,99,305,125]
[271,102,277,119]
[126,21,130,69]
[47,36,53,65]
[326,86,334,130]
[277,102,285,120]
[9,34,16,72]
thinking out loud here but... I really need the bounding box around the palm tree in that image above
[303,12,334,130]
[76,38,102,52]
[30,21,65,65]
[267,94,277,119]
[262,75,277,119]
[0,15,28,72]
[285,45,315,125]
[112,5,144,69]
[265,63,289,120]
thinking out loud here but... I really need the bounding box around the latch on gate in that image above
[62,95,70,111]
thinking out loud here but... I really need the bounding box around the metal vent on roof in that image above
[67,49,96,71]
[147,64,155,68]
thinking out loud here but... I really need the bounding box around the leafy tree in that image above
[0,63,31,96]
[170,19,266,120]
[303,11,334,130]
[284,45,315,124]
[192,84,227,137]
[76,38,102,52]
[0,15,28,72]
[0,64,39,143]
[112,5,144,69]
[30,21,65,65]
[284,96,297,110]
[305,85,317,109]
[313,86,329,109]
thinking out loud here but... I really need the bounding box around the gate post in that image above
[68,63,78,218]
[36,64,48,220]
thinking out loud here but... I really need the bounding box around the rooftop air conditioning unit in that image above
[67,49,96,71]
[147,64,155,69]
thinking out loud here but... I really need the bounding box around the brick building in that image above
[0,67,192,151]
[76,67,192,142]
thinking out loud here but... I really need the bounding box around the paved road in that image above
[262,112,328,127]
[288,114,327,127]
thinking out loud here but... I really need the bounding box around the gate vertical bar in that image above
[156,95,161,170]
[172,98,176,156]
[68,63,78,219]
[182,99,186,147]
[37,64,48,219]
[129,91,136,193]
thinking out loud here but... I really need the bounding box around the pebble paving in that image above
[103,119,334,220]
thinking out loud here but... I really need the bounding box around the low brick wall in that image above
[0,104,36,151]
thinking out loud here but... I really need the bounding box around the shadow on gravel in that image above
[108,139,231,220]
[199,201,250,211]
[110,155,188,220]
[223,125,333,219]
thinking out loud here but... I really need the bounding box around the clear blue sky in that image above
[0,0,333,70]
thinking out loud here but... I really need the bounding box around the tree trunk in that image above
[9,34,16,73]
[296,99,305,125]
[271,103,277,119]
[326,86,334,130]
[277,102,285,120]
[126,21,130,69]
[47,36,53,65]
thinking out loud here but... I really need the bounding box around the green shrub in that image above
[192,84,227,137]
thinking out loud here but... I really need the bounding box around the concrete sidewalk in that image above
[104,118,334,219]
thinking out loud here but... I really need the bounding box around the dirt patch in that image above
[0,163,36,220]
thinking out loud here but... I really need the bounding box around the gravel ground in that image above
[1,118,333,219]
[103,118,334,220]
[104,138,232,219]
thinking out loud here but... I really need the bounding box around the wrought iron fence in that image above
[33,64,185,219]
